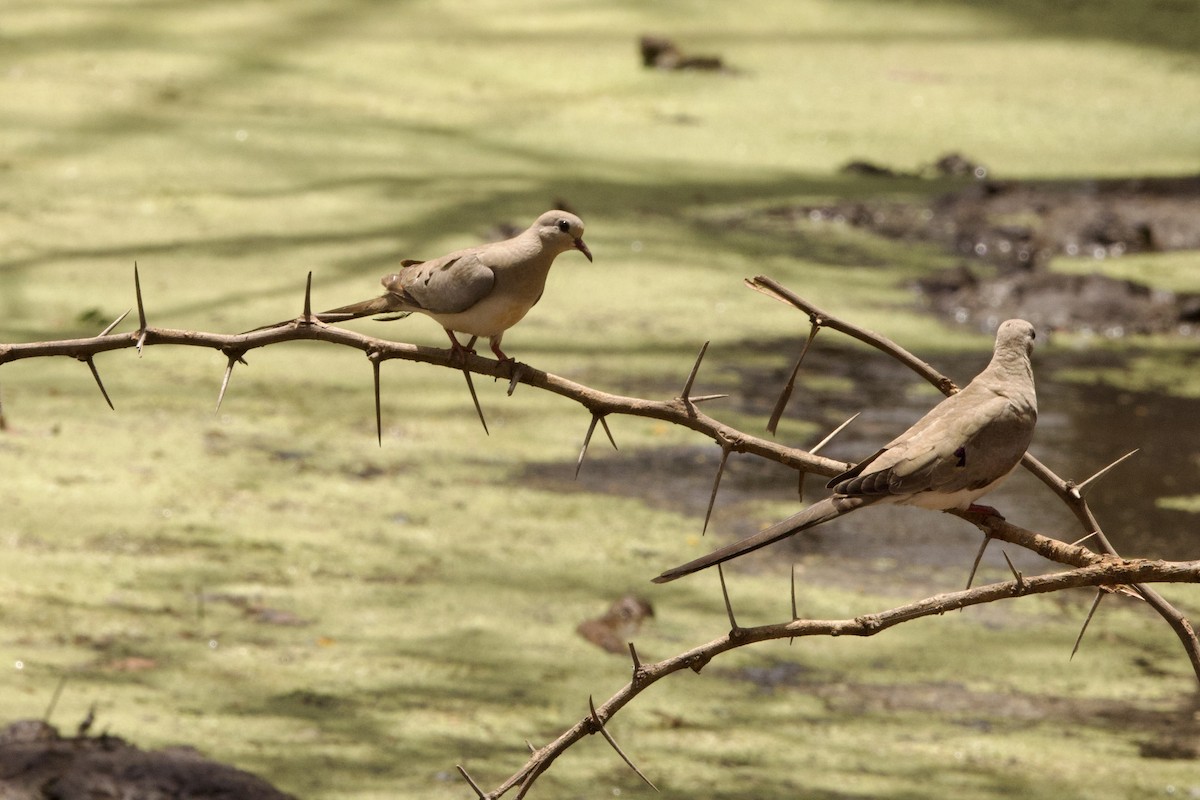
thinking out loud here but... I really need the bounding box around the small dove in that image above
[654,319,1038,583]
[271,210,591,362]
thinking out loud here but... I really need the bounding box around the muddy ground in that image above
[0,719,295,800]
[773,160,1200,335]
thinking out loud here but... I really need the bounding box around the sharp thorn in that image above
[628,641,642,673]
[99,308,131,337]
[507,362,524,396]
[810,412,861,455]
[1001,550,1022,586]
[83,357,115,410]
[599,416,618,451]
[588,695,658,792]
[575,414,600,479]
[718,564,738,631]
[525,739,536,755]
[133,262,148,355]
[1076,449,1140,495]
[679,340,710,403]
[461,368,489,436]
[790,563,799,621]
[302,271,314,322]
[586,692,603,724]
[134,262,147,330]
[965,534,992,590]
[689,393,729,404]
[372,356,383,446]
[1070,590,1105,661]
[515,764,550,800]
[1069,530,1101,548]
[454,765,486,799]
[702,446,731,535]
[216,355,238,412]
[767,322,820,435]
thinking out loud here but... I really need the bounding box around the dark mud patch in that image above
[0,720,295,799]
[769,169,1200,335]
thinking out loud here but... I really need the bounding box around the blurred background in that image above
[2,2,1198,797]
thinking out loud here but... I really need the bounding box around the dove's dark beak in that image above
[574,238,593,262]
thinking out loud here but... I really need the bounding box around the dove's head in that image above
[534,210,592,262]
[994,319,1036,359]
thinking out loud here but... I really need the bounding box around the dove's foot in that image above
[444,331,478,363]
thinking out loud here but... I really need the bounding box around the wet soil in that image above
[771,166,1200,335]
[0,720,295,799]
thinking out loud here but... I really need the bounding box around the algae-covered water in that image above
[2,2,1199,798]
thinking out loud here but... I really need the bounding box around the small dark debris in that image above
[929,151,987,179]
[836,151,988,180]
[840,160,904,178]
[639,34,730,72]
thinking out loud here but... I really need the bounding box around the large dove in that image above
[654,319,1038,583]
[283,210,591,362]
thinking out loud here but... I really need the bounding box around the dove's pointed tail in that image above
[652,496,869,584]
[318,295,397,319]
[241,295,400,334]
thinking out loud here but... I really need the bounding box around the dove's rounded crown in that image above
[995,318,1036,356]
[533,210,591,261]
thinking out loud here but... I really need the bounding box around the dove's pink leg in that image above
[444,330,477,361]
[487,333,512,364]
[489,340,511,363]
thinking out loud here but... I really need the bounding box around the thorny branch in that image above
[744,275,1200,679]
[487,556,1200,798]
[0,273,847,478]
[2,269,1197,797]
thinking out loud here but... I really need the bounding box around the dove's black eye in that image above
[556,219,570,233]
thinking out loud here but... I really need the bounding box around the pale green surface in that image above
[1051,251,1200,296]
[1159,495,1200,513]
[3,2,1200,798]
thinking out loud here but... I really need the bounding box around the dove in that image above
[653,319,1038,584]
[271,210,591,362]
